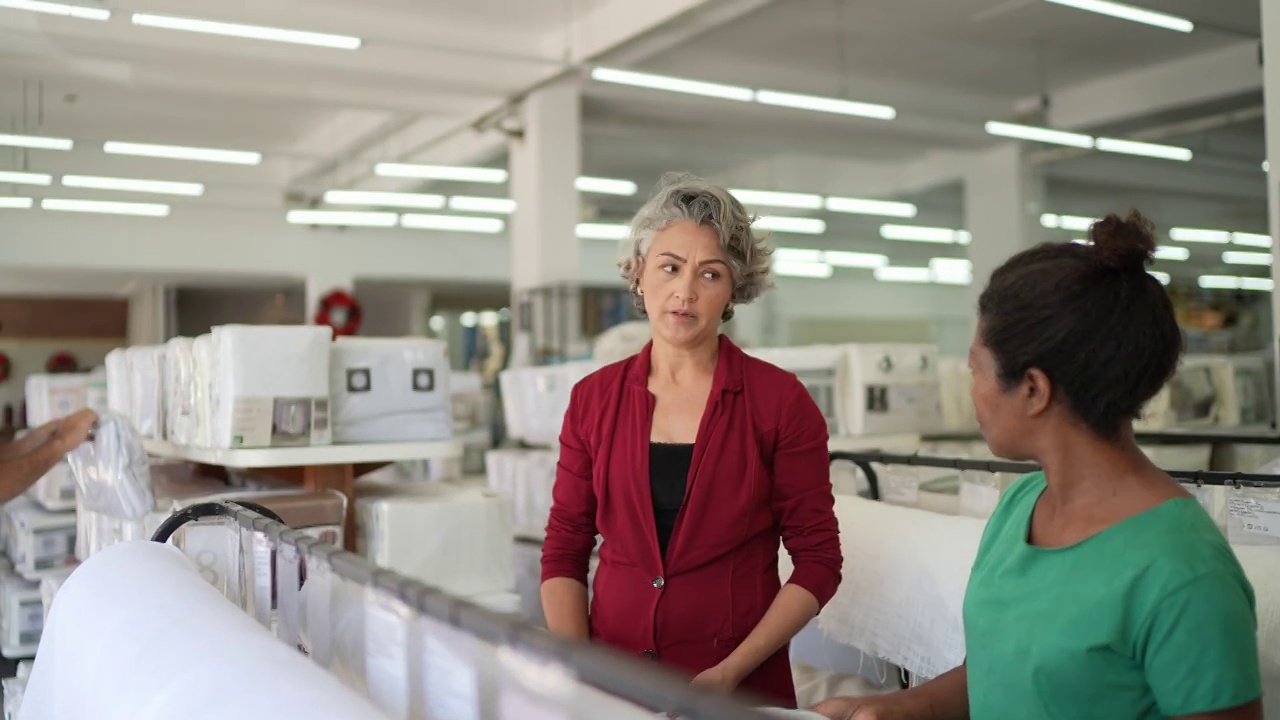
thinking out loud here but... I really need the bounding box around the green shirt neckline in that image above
[1018,472,1200,553]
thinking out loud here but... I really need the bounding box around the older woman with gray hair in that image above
[540,173,843,708]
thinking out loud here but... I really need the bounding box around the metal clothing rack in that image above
[831,451,1280,495]
[150,501,779,720]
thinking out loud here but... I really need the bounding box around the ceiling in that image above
[0,0,1271,293]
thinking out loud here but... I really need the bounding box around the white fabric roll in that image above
[19,541,388,720]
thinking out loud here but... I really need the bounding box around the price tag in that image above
[1227,497,1280,539]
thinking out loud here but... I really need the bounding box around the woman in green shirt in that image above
[814,211,1263,720]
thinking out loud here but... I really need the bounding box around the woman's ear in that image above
[1023,368,1053,417]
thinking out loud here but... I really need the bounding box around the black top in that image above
[649,442,693,562]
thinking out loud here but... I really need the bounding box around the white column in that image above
[1264,0,1280,417]
[508,78,583,366]
[305,273,355,328]
[963,143,1046,337]
[127,281,168,346]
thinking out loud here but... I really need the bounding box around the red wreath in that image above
[314,289,362,337]
[45,351,79,374]
[0,352,10,383]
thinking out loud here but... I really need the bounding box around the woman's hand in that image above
[811,696,881,720]
[55,409,97,452]
[689,663,742,695]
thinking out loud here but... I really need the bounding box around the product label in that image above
[960,481,1001,518]
[18,600,42,647]
[32,528,74,571]
[1227,497,1280,540]
[229,397,330,447]
[229,397,274,448]
[882,472,920,506]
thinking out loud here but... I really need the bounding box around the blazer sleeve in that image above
[770,380,843,608]
[540,383,599,585]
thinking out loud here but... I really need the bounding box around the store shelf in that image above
[143,438,464,469]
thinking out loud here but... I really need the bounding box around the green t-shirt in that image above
[963,472,1262,719]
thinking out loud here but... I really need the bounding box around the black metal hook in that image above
[150,500,286,544]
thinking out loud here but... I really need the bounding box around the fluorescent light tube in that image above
[773,248,825,264]
[576,223,630,241]
[754,216,826,234]
[1231,232,1272,249]
[131,13,361,49]
[755,90,896,121]
[0,0,108,20]
[1170,228,1231,244]
[931,272,973,286]
[985,121,1093,149]
[42,198,169,217]
[323,190,445,210]
[1043,0,1194,33]
[774,260,834,279]
[104,141,261,165]
[61,174,204,196]
[1040,213,1097,232]
[0,171,52,186]
[400,213,505,234]
[286,210,397,227]
[1094,137,1192,162]
[825,196,917,218]
[929,258,973,274]
[447,196,517,214]
[590,67,754,102]
[374,163,508,183]
[730,188,823,210]
[1221,251,1272,266]
[0,197,34,209]
[880,224,969,244]
[0,133,73,151]
[1153,246,1190,261]
[1149,271,1171,285]
[825,251,889,269]
[1198,275,1273,292]
[575,176,637,196]
[875,266,932,283]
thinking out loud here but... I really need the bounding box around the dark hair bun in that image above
[1088,210,1156,271]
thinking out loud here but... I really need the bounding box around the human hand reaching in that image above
[811,696,882,720]
[689,663,741,695]
[55,409,97,453]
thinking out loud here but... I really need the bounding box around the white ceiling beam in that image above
[296,0,743,194]
[1037,40,1262,131]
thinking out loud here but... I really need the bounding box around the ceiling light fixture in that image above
[774,248,825,264]
[824,196,918,218]
[447,196,517,214]
[322,190,445,210]
[576,223,630,241]
[42,198,170,217]
[825,251,890,269]
[1170,228,1231,244]
[984,121,1093,149]
[874,266,933,283]
[1040,213,1098,232]
[1232,232,1272,249]
[1043,0,1194,33]
[590,67,754,102]
[774,260,834,279]
[1094,137,1192,162]
[130,13,361,49]
[0,170,52,186]
[104,141,262,165]
[754,216,826,234]
[0,197,34,209]
[374,163,508,183]
[0,133,73,151]
[61,174,205,196]
[400,213,505,234]
[1221,251,1272,266]
[1197,275,1273,292]
[754,90,896,120]
[286,210,397,227]
[0,0,107,20]
[1153,246,1190,262]
[575,176,638,196]
[730,188,823,210]
[880,224,971,245]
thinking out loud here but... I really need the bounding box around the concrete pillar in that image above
[963,143,1046,340]
[126,281,168,346]
[1264,0,1280,419]
[508,78,584,367]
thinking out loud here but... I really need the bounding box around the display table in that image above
[143,439,465,550]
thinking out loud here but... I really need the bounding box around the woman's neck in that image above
[649,336,719,385]
[1035,426,1157,511]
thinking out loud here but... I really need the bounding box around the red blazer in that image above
[541,335,842,707]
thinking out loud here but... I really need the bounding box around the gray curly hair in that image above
[617,172,774,322]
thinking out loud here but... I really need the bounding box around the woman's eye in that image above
[661,264,677,273]
[703,271,719,280]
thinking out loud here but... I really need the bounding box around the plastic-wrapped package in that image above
[192,334,215,447]
[2,501,76,578]
[64,412,153,522]
[103,349,131,418]
[24,374,90,428]
[162,337,197,446]
[126,346,165,439]
[26,462,76,513]
[330,337,453,443]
